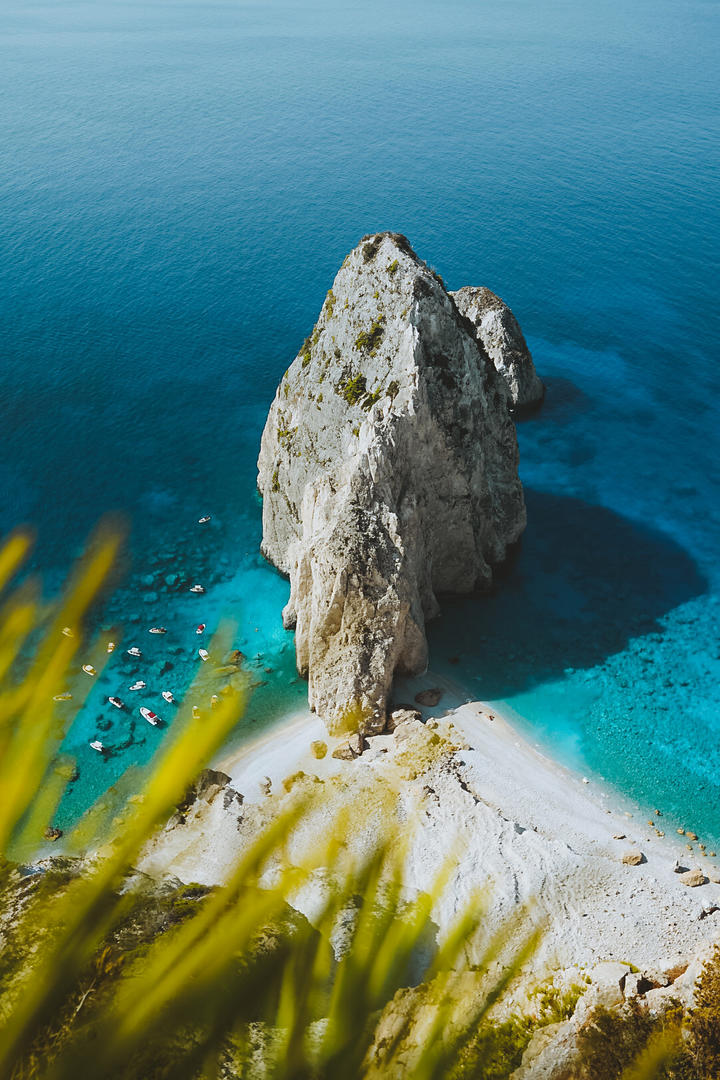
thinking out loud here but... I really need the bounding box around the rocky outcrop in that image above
[257,232,526,733]
[451,286,544,413]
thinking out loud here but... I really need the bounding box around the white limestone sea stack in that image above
[451,285,545,413]
[257,232,540,734]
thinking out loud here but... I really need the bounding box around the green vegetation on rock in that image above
[354,314,385,353]
[339,373,367,405]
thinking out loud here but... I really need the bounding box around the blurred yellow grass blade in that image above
[0,588,39,690]
[621,1025,682,1080]
[0,637,76,854]
[0,530,33,595]
[101,796,312,1043]
[416,921,543,1080]
[0,686,248,1071]
[10,762,70,859]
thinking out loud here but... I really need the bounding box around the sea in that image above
[1,0,718,837]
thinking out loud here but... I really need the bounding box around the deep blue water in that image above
[1,0,718,835]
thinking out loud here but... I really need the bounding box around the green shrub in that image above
[361,387,382,411]
[354,315,385,352]
[687,946,720,1076]
[574,1000,686,1079]
[450,1015,534,1080]
[388,259,399,275]
[340,374,367,405]
[362,236,381,262]
[299,336,312,368]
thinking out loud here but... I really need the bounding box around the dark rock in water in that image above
[415,688,443,707]
[44,826,63,842]
[159,661,174,676]
[97,719,113,732]
[258,232,526,734]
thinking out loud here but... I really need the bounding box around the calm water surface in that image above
[0,0,718,833]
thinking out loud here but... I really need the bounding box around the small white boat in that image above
[148,627,167,635]
[196,623,206,635]
[161,690,175,704]
[192,706,201,719]
[140,707,160,726]
[107,641,116,653]
[90,740,105,753]
[53,692,72,702]
[198,648,209,662]
[62,626,74,638]
[189,584,205,594]
[210,694,218,709]
[198,516,211,524]
[108,696,124,709]
[82,664,97,677]
[127,646,142,657]
[128,680,146,691]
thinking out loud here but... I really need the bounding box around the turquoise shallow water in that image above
[1,0,718,836]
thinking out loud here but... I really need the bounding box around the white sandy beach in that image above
[140,671,720,988]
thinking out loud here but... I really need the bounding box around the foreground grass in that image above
[0,528,715,1079]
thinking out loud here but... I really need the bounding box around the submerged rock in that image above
[414,688,443,708]
[258,232,526,733]
[451,286,544,413]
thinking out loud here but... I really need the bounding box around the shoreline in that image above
[137,673,720,978]
[216,674,709,874]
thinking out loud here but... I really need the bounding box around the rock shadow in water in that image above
[428,489,707,698]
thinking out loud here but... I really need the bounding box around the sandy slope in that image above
[140,677,720,979]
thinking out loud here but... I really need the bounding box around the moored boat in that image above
[90,740,105,753]
[198,648,209,662]
[161,690,175,704]
[82,664,96,676]
[53,692,72,702]
[189,584,205,594]
[127,646,142,657]
[140,707,160,726]
[196,623,206,634]
[128,680,146,691]
[108,696,124,709]
[148,627,167,635]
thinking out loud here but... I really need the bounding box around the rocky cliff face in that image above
[257,232,527,733]
[451,286,544,413]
